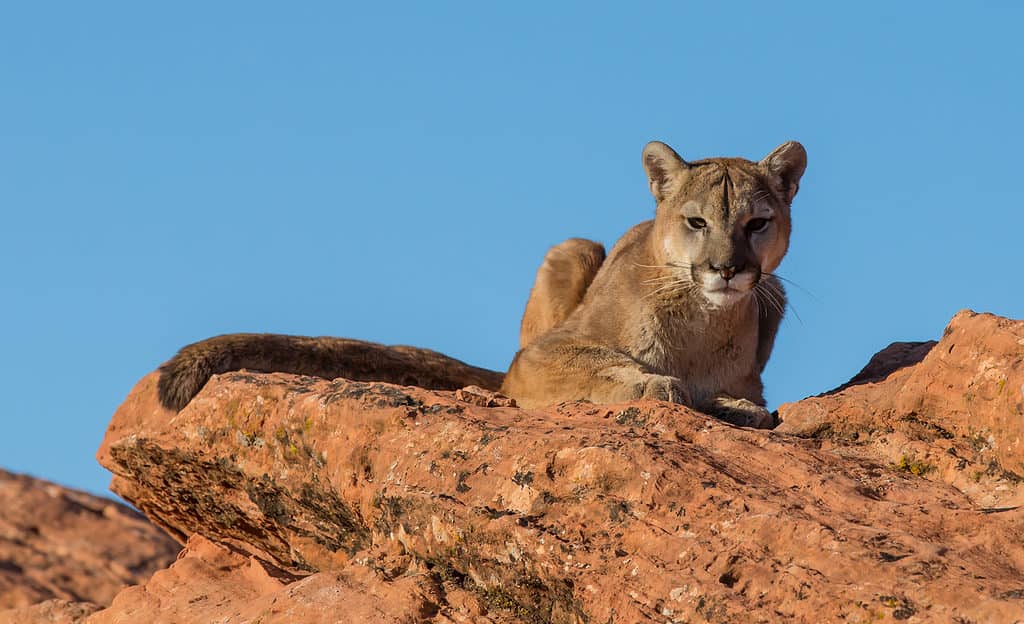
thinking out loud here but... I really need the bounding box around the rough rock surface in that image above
[87,533,494,624]
[87,308,1024,623]
[778,310,1024,510]
[0,599,101,624]
[0,468,179,615]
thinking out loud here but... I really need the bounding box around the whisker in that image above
[758,289,775,320]
[645,280,678,293]
[763,272,817,300]
[761,288,782,315]
[785,302,803,324]
[759,280,804,325]
[761,273,808,324]
[759,284,779,319]
[633,262,691,270]
[754,282,785,318]
[643,276,692,286]
[762,284,786,314]
[645,281,686,297]
[643,276,702,300]
[641,274,686,282]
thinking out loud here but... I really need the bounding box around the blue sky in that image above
[2,3,1022,496]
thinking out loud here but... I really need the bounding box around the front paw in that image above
[640,374,691,405]
[705,396,775,429]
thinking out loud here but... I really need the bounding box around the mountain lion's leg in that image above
[700,277,785,429]
[158,334,504,411]
[518,238,605,349]
[502,330,689,409]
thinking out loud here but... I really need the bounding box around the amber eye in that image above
[746,218,770,233]
[686,217,707,230]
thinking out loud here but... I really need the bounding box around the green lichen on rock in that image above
[894,455,935,476]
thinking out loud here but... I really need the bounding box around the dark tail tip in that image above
[156,357,202,412]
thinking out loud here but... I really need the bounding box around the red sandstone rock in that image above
[778,310,1024,509]
[0,469,179,613]
[830,339,938,392]
[85,534,483,624]
[0,599,101,624]
[94,309,1024,623]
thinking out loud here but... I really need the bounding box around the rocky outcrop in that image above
[0,469,179,617]
[81,309,1024,623]
[12,308,1019,622]
[0,599,101,624]
[0,467,180,622]
[777,310,1024,510]
[87,534,478,624]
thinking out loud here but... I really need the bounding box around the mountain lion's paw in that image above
[706,396,775,429]
[640,374,691,405]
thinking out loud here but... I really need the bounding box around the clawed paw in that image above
[640,374,691,405]
[706,396,775,429]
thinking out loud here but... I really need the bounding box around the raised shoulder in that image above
[604,220,653,265]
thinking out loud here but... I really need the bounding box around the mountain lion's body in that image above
[158,140,806,428]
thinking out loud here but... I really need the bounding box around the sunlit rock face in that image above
[11,309,1023,623]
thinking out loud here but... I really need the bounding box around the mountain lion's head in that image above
[642,140,806,308]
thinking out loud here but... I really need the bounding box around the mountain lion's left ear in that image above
[642,141,690,202]
[760,141,807,203]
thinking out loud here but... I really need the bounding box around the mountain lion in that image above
[158,140,805,428]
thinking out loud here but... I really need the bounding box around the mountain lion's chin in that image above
[703,288,750,308]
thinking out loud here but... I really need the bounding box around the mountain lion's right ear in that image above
[642,141,690,202]
[760,141,807,204]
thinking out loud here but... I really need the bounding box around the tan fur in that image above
[158,141,804,429]
[501,141,806,427]
[518,238,606,349]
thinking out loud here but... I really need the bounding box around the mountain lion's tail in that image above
[157,333,504,411]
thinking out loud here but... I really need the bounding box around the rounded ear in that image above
[642,141,689,201]
[759,141,807,203]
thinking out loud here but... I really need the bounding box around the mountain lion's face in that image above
[642,141,806,308]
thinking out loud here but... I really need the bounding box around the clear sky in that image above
[2,3,1022,497]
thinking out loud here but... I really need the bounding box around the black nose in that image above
[710,262,744,280]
